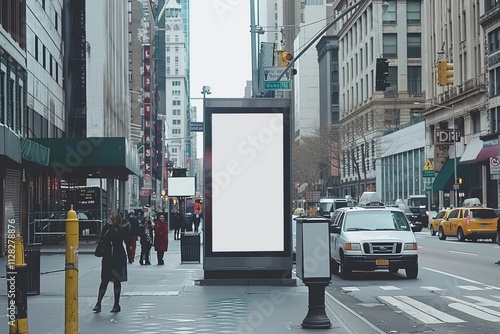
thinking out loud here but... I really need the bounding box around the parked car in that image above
[329,192,419,279]
[437,199,498,242]
[400,206,424,232]
[429,209,451,236]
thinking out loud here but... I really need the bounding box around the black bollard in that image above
[301,282,332,329]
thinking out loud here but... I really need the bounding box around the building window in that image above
[408,66,422,95]
[49,54,53,76]
[128,32,132,44]
[489,27,500,53]
[383,34,397,57]
[129,51,132,63]
[173,119,181,125]
[172,129,181,135]
[172,100,181,106]
[42,45,46,68]
[55,11,58,32]
[471,110,480,133]
[491,107,500,133]
[407,33,421,58]
[407,0,421,24]
[382,0,396,24]
[35,36,39,61]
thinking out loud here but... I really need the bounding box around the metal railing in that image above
[28,212,104,244]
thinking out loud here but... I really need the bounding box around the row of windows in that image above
[489,27,500,53]
[0,0,27,49]
[172,81,181,86]
[382,0,421,25]
[34,36,61,84]
[341,140,376,177]
[0,68,24,135]
[343,66,422,111]
[166,47,181,53]
[383,33,421,58]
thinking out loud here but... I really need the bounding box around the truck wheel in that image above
[406,262,418,279]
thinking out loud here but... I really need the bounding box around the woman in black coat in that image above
[93,212,128,313]
[138,216,153,265]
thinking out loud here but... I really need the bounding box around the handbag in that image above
[95,230,112,257]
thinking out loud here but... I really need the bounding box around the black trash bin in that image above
[24,243,41,295]
[180,232,200,263]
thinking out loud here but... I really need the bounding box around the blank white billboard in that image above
[167,177,195,196]
[211,113,284,252]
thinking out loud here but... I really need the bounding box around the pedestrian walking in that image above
[139,216,153,265]
[193,207,202,233]
[125,211,140,263]
[93,212,128,313]
[172,206,185,240]
[153,214,168,265]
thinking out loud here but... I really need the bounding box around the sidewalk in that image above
[0,230,363,333]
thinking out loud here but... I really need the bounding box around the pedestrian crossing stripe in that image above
[378,296,465,324]
[446,296,500,322]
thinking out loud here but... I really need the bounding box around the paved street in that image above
[0,231,361,334]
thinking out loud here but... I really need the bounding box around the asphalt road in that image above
[326,229,500,334]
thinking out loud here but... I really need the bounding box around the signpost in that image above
[264,66,291,91]
[189,122,204,132]
[422,158,435,178]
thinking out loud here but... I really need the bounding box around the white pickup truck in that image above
[329,192,419,279]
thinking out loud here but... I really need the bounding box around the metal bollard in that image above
[65,206,79,334]
[6,234,29,333]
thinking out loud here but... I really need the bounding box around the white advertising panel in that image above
[211,113,284,252]
[167,177,195,196]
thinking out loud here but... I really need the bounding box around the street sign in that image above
[264,81,291,90]
[263,66,290,81]
[453,184,460,190]
[423,170,435,178]
[423,159,434,171]
[189,121,204,132]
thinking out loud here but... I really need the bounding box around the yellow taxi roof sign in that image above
[423,159,434,171]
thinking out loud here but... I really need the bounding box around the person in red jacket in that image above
[153,214,168,265]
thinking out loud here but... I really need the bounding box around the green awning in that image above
[31,137,140,179]
[433,158,471,191]
[21,138,50,166]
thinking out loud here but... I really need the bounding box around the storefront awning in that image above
[31,137,140,179]
[21,138,50,166]
[433,158,471,191]
[459,137,483,163]
[476,140,499,162]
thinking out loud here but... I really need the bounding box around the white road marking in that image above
[420,286,443,291]
[423,267,500,291]
[465,296,500,308]
[341,287,360,291]
[449,250,477,256]
[458,285,485,291]
[379,286,401,290]
[378,295,465,324]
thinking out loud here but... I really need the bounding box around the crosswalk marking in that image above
[458,285,485,291]
[420,286,443,291]
[379,286,400,290]
[446,296,500,321]
[379,296,465,324]
[465,296,500,308]
[341,287,360,291]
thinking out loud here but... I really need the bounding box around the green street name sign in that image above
[264,81,291,90]
[423,170,435,178]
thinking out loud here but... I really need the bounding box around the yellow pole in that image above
[7,234,29,334]
[65,205,79,333]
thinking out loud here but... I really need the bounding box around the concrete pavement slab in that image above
[0,231,354,333]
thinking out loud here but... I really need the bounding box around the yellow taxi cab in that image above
[429,209,451,236]
[437,198,499,242]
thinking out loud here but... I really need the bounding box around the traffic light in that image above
[456,177,462,185]
[375,58,390,91]
[438,59,454,86]
[279,51,293,66]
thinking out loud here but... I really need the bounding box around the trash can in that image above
[24,243,41,295]
[180,232,200,263]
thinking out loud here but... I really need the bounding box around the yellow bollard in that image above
[65,206,79,334]
[7,234,29,334]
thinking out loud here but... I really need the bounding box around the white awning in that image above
[460,137,483,163]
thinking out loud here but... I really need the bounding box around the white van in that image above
[318,198,348,219]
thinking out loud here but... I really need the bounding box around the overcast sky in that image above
[190,1,251,115]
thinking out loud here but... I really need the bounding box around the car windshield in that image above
[344,210,410,231]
